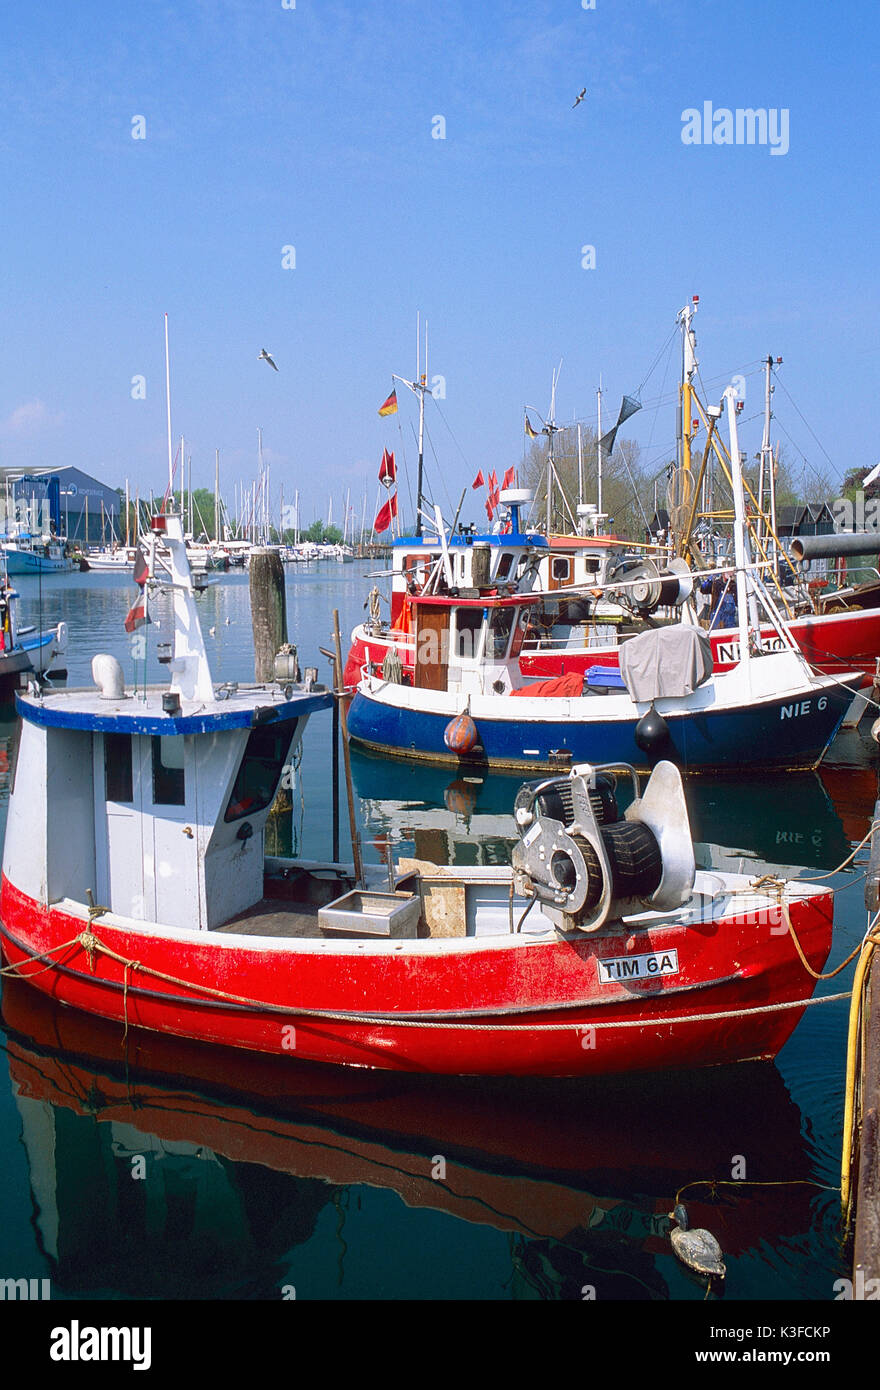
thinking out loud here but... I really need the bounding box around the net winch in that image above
[511,760,695,932]
[605,555,694,617]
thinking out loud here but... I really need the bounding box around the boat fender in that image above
[91,654,125,700]
[634,702,670,756]
[444,713,478,755]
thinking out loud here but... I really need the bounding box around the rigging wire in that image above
[774,377,838,473]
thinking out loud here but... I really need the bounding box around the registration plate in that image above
[597,949,679,983]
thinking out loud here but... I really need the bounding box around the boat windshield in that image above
[487,607,515,658]
[224,725,291,822]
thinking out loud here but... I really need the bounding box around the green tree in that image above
[519,423,651,539]
[305,520,343,544]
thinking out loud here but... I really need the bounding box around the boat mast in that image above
[164,313,174,509]
[214,449,220,541]
[257,428,264,543]
[677,297,699,478]
[596,378,603,519]
[393,313,431,538]
[545,364,561,535]
[577,423,584,510]
[724,387,759,680]
[759,353,780,564]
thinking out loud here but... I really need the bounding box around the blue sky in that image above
[0,0,877,531]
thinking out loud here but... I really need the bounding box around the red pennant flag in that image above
[124,594,149,633]
[472,470,485,490]
[379,448,396,488]
[502,467,516,490]
[124,544,150,632]
[378,389,398,417]
[485,497,495,521]
[374,493,396,533]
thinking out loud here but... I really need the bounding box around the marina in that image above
[3,1,879,1361]
[0,553,877,1310]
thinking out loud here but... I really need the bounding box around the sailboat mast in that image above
[214,450,220,541]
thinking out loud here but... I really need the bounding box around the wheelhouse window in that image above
[152,735,185,806]
[496,552,513,581]
[486,607,515,658]
[454,608,484,660]
[105,733,133,803]
[224,726,291,823]
[551,556,573,583]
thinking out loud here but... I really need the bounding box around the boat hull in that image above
[3,549,76,574]
[346,678,853,773]
[0,872,833,1077]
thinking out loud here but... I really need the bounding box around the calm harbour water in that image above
[0,563,876,1304]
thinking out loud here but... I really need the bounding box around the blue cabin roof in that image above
[391,530,548,551]
[16,686,333,737]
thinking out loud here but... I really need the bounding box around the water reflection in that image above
[0,570,876,1302]
[1,979,838,1301]
[350,744,857,876]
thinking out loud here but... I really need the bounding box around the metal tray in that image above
[318,888,421,938]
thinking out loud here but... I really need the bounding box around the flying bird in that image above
[258,349,278,371]
[572,88,587,108]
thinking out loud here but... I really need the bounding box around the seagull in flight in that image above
[258,349,278,371]
[572,88,587,108]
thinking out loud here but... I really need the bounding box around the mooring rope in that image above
[1,928,852,1032]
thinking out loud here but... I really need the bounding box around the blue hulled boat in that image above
[347,392,859,776]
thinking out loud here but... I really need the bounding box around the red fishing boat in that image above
[0,510,838,1076]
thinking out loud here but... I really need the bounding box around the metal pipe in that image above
[791,533,880,562]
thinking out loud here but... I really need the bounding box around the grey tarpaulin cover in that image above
[618,625,714,702]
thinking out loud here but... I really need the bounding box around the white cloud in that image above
[1,399,64,435]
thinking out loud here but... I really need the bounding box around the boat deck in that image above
[214,897,326,938]
[213,867,361,938]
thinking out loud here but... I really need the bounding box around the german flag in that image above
[378,389,398,417]
[524,415,538,439]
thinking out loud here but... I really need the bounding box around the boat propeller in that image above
[511,760,695,932]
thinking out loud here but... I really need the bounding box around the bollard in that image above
[249,548,287,682]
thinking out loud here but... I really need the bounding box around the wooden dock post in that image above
[249,548,287,682]
[853,956,880,1293]
[851,795,880,1290]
